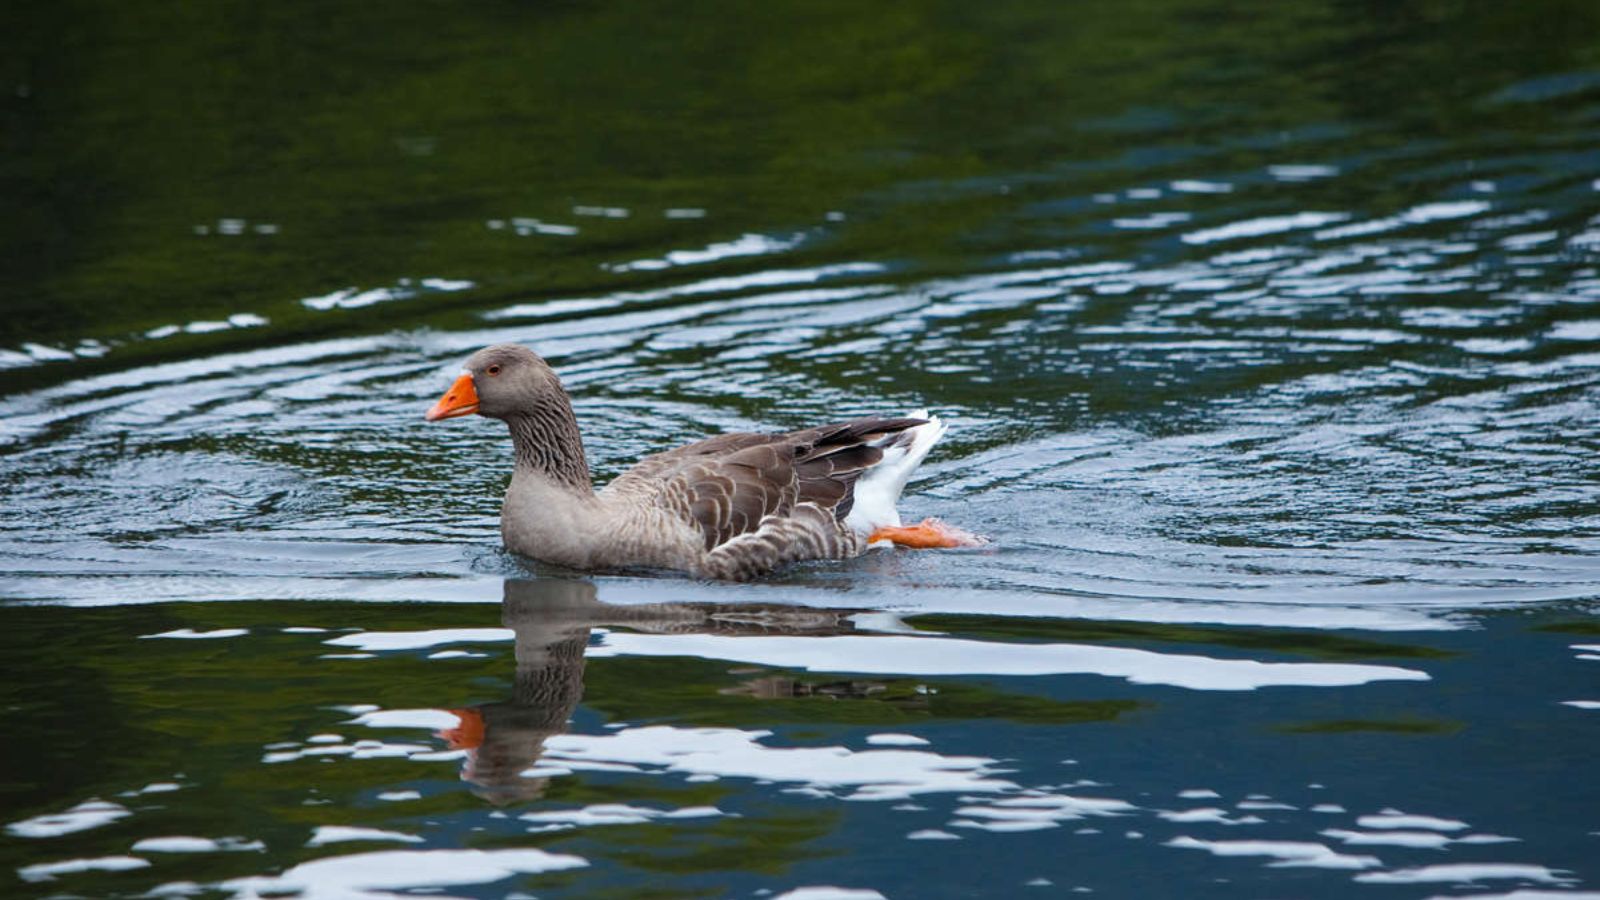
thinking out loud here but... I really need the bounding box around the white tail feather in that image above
[844,409,946,535]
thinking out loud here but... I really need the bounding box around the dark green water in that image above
[3,1,1600,897]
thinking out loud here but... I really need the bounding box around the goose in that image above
[423,344,981,580]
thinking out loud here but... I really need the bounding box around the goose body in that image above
[425,344,978,580]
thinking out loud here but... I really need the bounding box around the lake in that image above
[2,1,1599,897]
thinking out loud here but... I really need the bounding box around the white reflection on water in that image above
[1356,810,1468,831]
[349,708,462,730]
[542,725,1013,801]
[950,794,1135,833]
[261,737,443,765]
[605,231,805,272]
[1314,200,1491,241]
[132,835,257,853]
[318,625,1427,690]
[1322,829,1451,849]
[1429,893,1600,900]
[1268,164,1339,181]
[305,825,424,847]
[1158,807,1264,826]
[220,848,588,899]
[772,888,887,900]
[519,803,721,829]
[139,628,249,640]
[484,262,885,317]
[1181,211,1350,245]
[6,799,130,838]
[145,312,269,340]
[120,781,181,797]
[17,855,150,883]
[1356,863,1575,885]
[587,632,1429,691]
[865,732,929,746]
[1165,836,1379,870]
[301,277,475,311]
[325,628,513,652]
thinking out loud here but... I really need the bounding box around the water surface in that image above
[3,1,1599,897]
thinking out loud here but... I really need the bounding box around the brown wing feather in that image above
[681,444,795,551]
[616,432,778,485]
[613,416,926,554]
[796,443,881,521]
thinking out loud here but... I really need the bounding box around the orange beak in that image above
[425,373,480,421]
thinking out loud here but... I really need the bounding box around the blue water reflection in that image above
[5,578,1594,897]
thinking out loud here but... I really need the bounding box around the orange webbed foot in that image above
[868,517,988,549]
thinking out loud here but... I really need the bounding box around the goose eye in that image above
[486,365,501,376]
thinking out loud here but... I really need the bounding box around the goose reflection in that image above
[439,578,866,804]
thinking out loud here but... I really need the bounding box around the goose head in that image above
[424,344,563,422]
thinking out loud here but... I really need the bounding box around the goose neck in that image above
[505,409,593,495]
